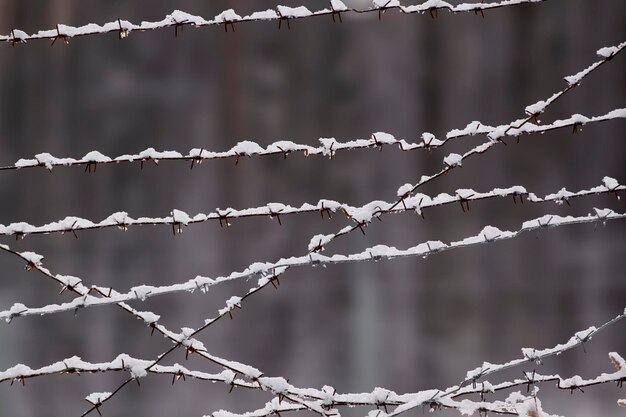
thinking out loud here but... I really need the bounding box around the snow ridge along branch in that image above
[2,0,548,45]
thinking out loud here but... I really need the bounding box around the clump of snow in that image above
[373,0,400,7]
[525,100,546,115]
[330,0,349,12]
[443,153,462,167]
[21,251,44,269]
[597,46,618,58]
[397,183,413,198]
[276,5,312,18]
[371,132,397,144]
[219,296,242,316]
[136,311,160,325]
[82,151,112,163]
[231,141,264,155]
[603,176,619,190]
[214,9,242,23]
[171,209,191,225]
[130,285,154,301]
[308,234,334,252]
[545,187,574,205]
[85,392,111,405]
[5,303,28,322]
[421,132,444,147]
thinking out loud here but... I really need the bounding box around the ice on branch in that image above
[443,153,463,167]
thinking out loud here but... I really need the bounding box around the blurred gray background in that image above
[0,0,625,416]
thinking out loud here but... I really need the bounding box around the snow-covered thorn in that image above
[269,211,283,226]
[190,148,204,169]
[458,199,470,212]
[277,10,291,30]
[429,8,438,19]
[171,371,185,385]
[371,134,383,151]
[575,334,588,353]
[276,146,290,160]
[357,222,366,235]
[84,161,97,173]
[117,19,129,39]
[10,29,27,46]
[218,210,232,228]
[569,385,585,394]
[63,362,80,375]
[572,122,583,134]
[174,20,188,38]
[331,11,343,23]
[14,231,24,241]
[223,21,236,33]
[474,8,485,18]
[51,24,69,46]
[10,376,25,387]
[308,253,322,266]
[25,261,37,272]
[538,216,553,228]
[523,370,536,393]
[268,274,281,289]
[184,345,198,359]
[312,238,324,253]
[320,204,333,220]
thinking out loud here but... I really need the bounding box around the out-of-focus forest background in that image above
[0,0,625,416]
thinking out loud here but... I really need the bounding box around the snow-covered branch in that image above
[1,108,622,174]
[0,353,258,389]
[2,207,623,321]
[0,176,621,240]
[1,1,548,45]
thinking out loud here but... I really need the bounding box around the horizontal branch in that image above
[0,353,258,389]
[0,175,621,241]
[1,0,548,45]
[2,207,623,321]
[0,105,621,174]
